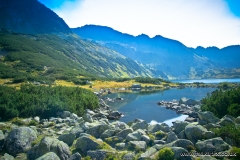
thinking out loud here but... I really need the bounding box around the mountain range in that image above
[73,25,240,79]
[0,0,239,82]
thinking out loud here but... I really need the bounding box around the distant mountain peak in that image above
[0,0,71,34]
[136,34,150,38]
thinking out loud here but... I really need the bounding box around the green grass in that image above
[0,31,153,85]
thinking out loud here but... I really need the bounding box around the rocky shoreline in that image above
[0,96,239,160]
[157,97,201,123]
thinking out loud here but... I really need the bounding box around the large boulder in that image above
[70,127,84,138]
[148,123,169,133]
[141,135,151,144]
[27,137,71,160]
[36,152,60,160]
[0,130,5,151]
[184,124,207,144]
[179,97,198,106]
[5,127,37,156]
[170,147,191,160]
[104,136,123,147]
[235,116,240,124]
[68,152,82,160]
[153,139,194,151]
[172,121,189,134]
[61,111,71,118]
[111,121,129,130]
[75,135,103,155]
[166,131,178,143]
[0,153,15,160]
[115,128,133,139]
[100,129,119,139]
[122,153,135,160]
[87,150,115,160]
[86,124,110,138]
[170,139,194,151]
[218,115,235,126]
[126,129,146,141]
[195,137,230,152]
[197,111,220,124]
[58,133,76,146]
[139,147,157,160]
[128,141,147,152]
[83,113,93,123]
[131,119,148,130]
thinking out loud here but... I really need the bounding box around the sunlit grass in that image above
[54,80,76,87]
[0,78,12,84]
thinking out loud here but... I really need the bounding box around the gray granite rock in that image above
[139,147,157,160]
[36,152,60,160]
[67,152,82,160]
[115,128,133,139]
[166,131,178,143]
[184,124,207,144]
[172,121,189,134]
[86,124,110,138]
[126,129,146,141]
[131,119,148,130]
[75,135,102,155]
[195,137,230,152]
[0,153,15,160]
[219,115,235,126]
[58,133,76,146]
[27,137,70,160]
[198,111,220,124]
[128,141,147,152]
[122,153,135,160]
[0,130,5,151]
[6,127,37,156]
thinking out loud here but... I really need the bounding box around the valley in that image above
[0,0,240,159]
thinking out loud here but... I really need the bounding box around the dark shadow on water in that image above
[102,87,216,123]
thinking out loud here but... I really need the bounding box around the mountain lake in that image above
[103,87,217,126]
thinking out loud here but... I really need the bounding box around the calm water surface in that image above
[104,88,216,125]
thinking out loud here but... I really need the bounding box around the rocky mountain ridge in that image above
[73,25,240,79]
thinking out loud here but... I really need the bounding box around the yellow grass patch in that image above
[54,80,76,87]
[0,78,12,84]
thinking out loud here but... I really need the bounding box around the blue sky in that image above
[38,0,240,48]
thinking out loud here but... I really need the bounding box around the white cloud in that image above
[54,0,240,48]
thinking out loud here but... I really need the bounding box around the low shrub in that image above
[230,147,240,160]
[156,147,174,160]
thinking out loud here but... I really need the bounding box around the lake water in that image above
[103,88,216,126]
[172,78,240,84]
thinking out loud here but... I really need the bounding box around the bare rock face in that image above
[5,127,37,156]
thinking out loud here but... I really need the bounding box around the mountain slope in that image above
[0,0,71,34]
[0,0,155,84]
[73,25,217,79]
[0,30,154,84]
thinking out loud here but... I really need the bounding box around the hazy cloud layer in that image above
[54,0,240,48]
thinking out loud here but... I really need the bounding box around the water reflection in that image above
[102,87,216,123]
